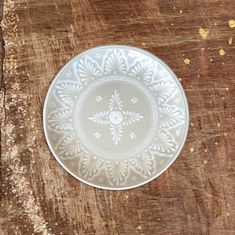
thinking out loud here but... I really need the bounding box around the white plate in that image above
[43,45,189,190]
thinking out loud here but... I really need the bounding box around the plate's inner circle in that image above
[74,75,158,160]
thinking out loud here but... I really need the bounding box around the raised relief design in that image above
[95,95,103,102]
[106,160,129,186]
[129,60,154,83]
[130,132,136,139]
[48,109,73,131]
[45,47,188,188]
[89,90,143,145]
[93,132,101,139]
[148,80,176,105]
[159,105,184,128]
[151,130,176,154]
[58,134,82,159]
[130,151,154,177]
[74,58,102,85]
[130,96,138,104]
[56,82,81,107]
[80,155,104,178]
[104,49,127,74]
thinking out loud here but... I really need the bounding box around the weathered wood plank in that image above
[0,0,235,234]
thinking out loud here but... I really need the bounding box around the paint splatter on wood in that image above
[184,58,190,64]
[219,49,225,56]
[199,27,209,39]
[228,19,235,28]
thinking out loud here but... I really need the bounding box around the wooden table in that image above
[1,0,234,234]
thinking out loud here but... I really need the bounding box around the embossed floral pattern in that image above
[45,46,188,188]
[89,90,143,145]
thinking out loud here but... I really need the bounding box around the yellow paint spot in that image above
[224,133,227,136]
[215,142,218,145]
[204,149,208,153]
[201,47,205,51]
[217,123,221,127]
[184,58,190,64]
[178,78,182,81]
[225,87,229,91]
[180,9,183,14]
[228,37,233,45]
[190,147,194,153]
[171,23,174,26]
[204,160,208,164]
[199,27,209,39]
[228,19,235,28]
[219,49,225,56]
[190,122,194,127]
[137,225,142,230]
[214,22,218,26]
[141,42,146,46]
[209,59,213,62]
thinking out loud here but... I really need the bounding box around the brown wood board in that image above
[0,0,235,234]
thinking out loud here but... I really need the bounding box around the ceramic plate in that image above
[43,45,189,190]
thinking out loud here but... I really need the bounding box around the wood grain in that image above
[0,0,235,234]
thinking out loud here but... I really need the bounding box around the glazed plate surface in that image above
[43,45,189,190]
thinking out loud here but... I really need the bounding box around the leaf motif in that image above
[123,111,143,126]
[80,155,104,178]
[159,105,184,128]
[73,58,101,84]
[130,152,154,176]
[104,49,127,74]
[48,109,73,131]
[106,161,128,186]
[129,60,154,83]
[58,134,81,159]
[152,130,176,154]
[110,124,123,145]
[89,111,109,125]
[149,80,176,105]
[56,82,81,107]
[109,90,123,111]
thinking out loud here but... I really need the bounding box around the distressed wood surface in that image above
[0,0,235,234]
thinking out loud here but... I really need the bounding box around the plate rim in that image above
[43,44,189,190]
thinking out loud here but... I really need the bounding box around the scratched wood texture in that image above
[0,0,235,234]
